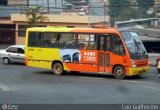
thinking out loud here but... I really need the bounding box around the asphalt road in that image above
[0,62,160,104]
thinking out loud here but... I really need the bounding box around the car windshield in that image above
[120,31,147,58]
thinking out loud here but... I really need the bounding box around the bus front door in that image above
[98,35,111,73]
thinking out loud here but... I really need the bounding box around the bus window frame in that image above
[96,34,126,56]
[28,32,99,50]
[111,34,126,56]
[76,33,98,50]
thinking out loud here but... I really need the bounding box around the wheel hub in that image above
[56,66,60,73]
[117,69,123,76]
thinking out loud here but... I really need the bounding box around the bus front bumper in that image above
[128,66,149,76]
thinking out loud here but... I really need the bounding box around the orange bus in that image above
[25,27,149,79]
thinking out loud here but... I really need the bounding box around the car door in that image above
[6,47,18,62]
[17,48,25,63]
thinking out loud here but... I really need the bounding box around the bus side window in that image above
[112,36,125,55]
[44,40,53,48]
[106,35,111,51]
[77,34,97,50]
[59,33,76,49]
[100,36,104,50]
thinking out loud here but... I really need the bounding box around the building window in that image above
[18,25,27,37]
[0,0,7,6]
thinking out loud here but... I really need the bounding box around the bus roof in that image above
[26,27,120,34]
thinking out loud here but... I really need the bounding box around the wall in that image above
[11,14,109,24]
[10,13,108,45]
[8,0,27,6]
[15,23,90,45]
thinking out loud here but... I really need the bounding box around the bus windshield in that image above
[120,31,147,59]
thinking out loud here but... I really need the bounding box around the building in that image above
[155,0,160,4]
[0,0,7,5]
[8,0,27,6]
[0,0,110,45]
[0,13,108,45]
[115,18,159,27]
[12,14,108,44]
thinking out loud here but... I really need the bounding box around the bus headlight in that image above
[131,59,136,68]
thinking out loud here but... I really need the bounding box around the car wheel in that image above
[113,66,126,79]
[3,58,10,65]
[52,62,63,75]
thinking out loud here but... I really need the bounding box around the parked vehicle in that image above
[0,45,25,64]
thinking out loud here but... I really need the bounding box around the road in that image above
[0,62,160,104]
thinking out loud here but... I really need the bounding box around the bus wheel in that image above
[52,63,63,75]
[3,58,10,65]
[113,66,125,79]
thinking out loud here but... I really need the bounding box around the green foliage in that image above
[109,0,131,25]
[137,0,155,10]
[22,6,49,27]
[109,0,155,25]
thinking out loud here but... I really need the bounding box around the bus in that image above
[25,26,149,79]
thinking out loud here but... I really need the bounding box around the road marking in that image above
[0,84,10,91]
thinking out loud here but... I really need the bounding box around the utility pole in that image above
[55,0,57,8]
[27,0,29,7]
[88,4,91,27]
[47,0,49,14]
[62,0,64,12]
[104,2,106,26]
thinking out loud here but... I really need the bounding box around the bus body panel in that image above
[128,58,149,76]
[25,27,149,77]
[26,48,69,70]
[129,66,149,76]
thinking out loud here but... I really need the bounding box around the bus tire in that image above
[52,62,63,75]
[113,66,125,79]
[3,57,10,65]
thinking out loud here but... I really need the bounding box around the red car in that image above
[156,56,160,76]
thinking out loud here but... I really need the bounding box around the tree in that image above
[136,0,155,18]
[109,0,155,25]
[109,0,131,25]
[22,6,49,27]
[137,0,155,11]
